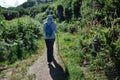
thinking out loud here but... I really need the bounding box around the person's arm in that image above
[43,23,47,36]
[53,22,58,33]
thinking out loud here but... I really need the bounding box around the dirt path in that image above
[27,43,66,80]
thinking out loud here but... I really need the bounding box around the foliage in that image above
[29,7,41,17]
[40,4,49,12]
[0,17,42,64]
[58,21,79,34]
[16,7,29,17]
[80,0,120,26]
[0,1,49,20]
[0,0,120,79]
[64,0,72,21]
[35,12,46,23]
[56,4,64,22]
[72,0,82,18]
[78,25,120,79]
[58,32,86,80]
[0,14,5,21]
[59,18,120,79]
[80,0,94,24]
[22,1,36,8]
[56,0,82,21]
[46,5,56,16]
[0,10,19,20]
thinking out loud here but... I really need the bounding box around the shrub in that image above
[35,13,46,23]
[78,26,120,79]
[16,7,28,17]
[40,4,49,12]
[0,41,9,62]
[0,17,42,64]
[29,7,41,17]
[0,14,5,21]
[22,1,36,8]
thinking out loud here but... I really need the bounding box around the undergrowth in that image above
[58,32,85,80]
[58,22,120,80]
[0,16,43,65]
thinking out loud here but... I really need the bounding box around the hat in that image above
[47,15,53,20]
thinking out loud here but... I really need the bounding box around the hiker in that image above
[43,15,57,64]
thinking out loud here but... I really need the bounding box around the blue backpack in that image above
[45,22,53,37]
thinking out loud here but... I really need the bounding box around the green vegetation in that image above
[0,0,120,80]
[0,16,42,64]
[56,0,120,79]
[58,32,85,80]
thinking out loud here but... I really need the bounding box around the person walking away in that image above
[43,15,57,64]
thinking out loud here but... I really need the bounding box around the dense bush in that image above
[22,1,36,8]
[35,13,46,23]
[29,7,41,17]
[1,10,19,20]
[0,7,29,20]
[46,6,56,15]
[0,17,42,64]
[16,7,29,17]
[0,14,5,21]
[78,25,120,79]
[40,4,49,12]
[0,1,49,20]
[80,0,120,26]
[58,21,78,34]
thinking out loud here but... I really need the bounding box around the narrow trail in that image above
[27,43,66,80]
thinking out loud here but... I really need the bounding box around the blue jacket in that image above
[43,18,57,39]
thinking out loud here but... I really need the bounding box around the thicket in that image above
[0,17,42,64]
[22,1,36,8]
[56,0,120,79]
[78,26,120,79]
[0,7,27,20]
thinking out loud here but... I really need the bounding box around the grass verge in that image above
[58,32,86,80]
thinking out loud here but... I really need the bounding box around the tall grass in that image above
[58,32,85,80]
[58,20,120,79]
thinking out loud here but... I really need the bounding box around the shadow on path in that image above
[48,58,69,80]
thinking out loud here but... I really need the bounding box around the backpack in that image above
[45,22,53,37]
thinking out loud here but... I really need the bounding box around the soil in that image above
[27,43,66,80]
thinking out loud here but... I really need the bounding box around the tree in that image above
[22,1,36,8]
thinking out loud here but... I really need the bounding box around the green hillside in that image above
[0,0,120,80]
